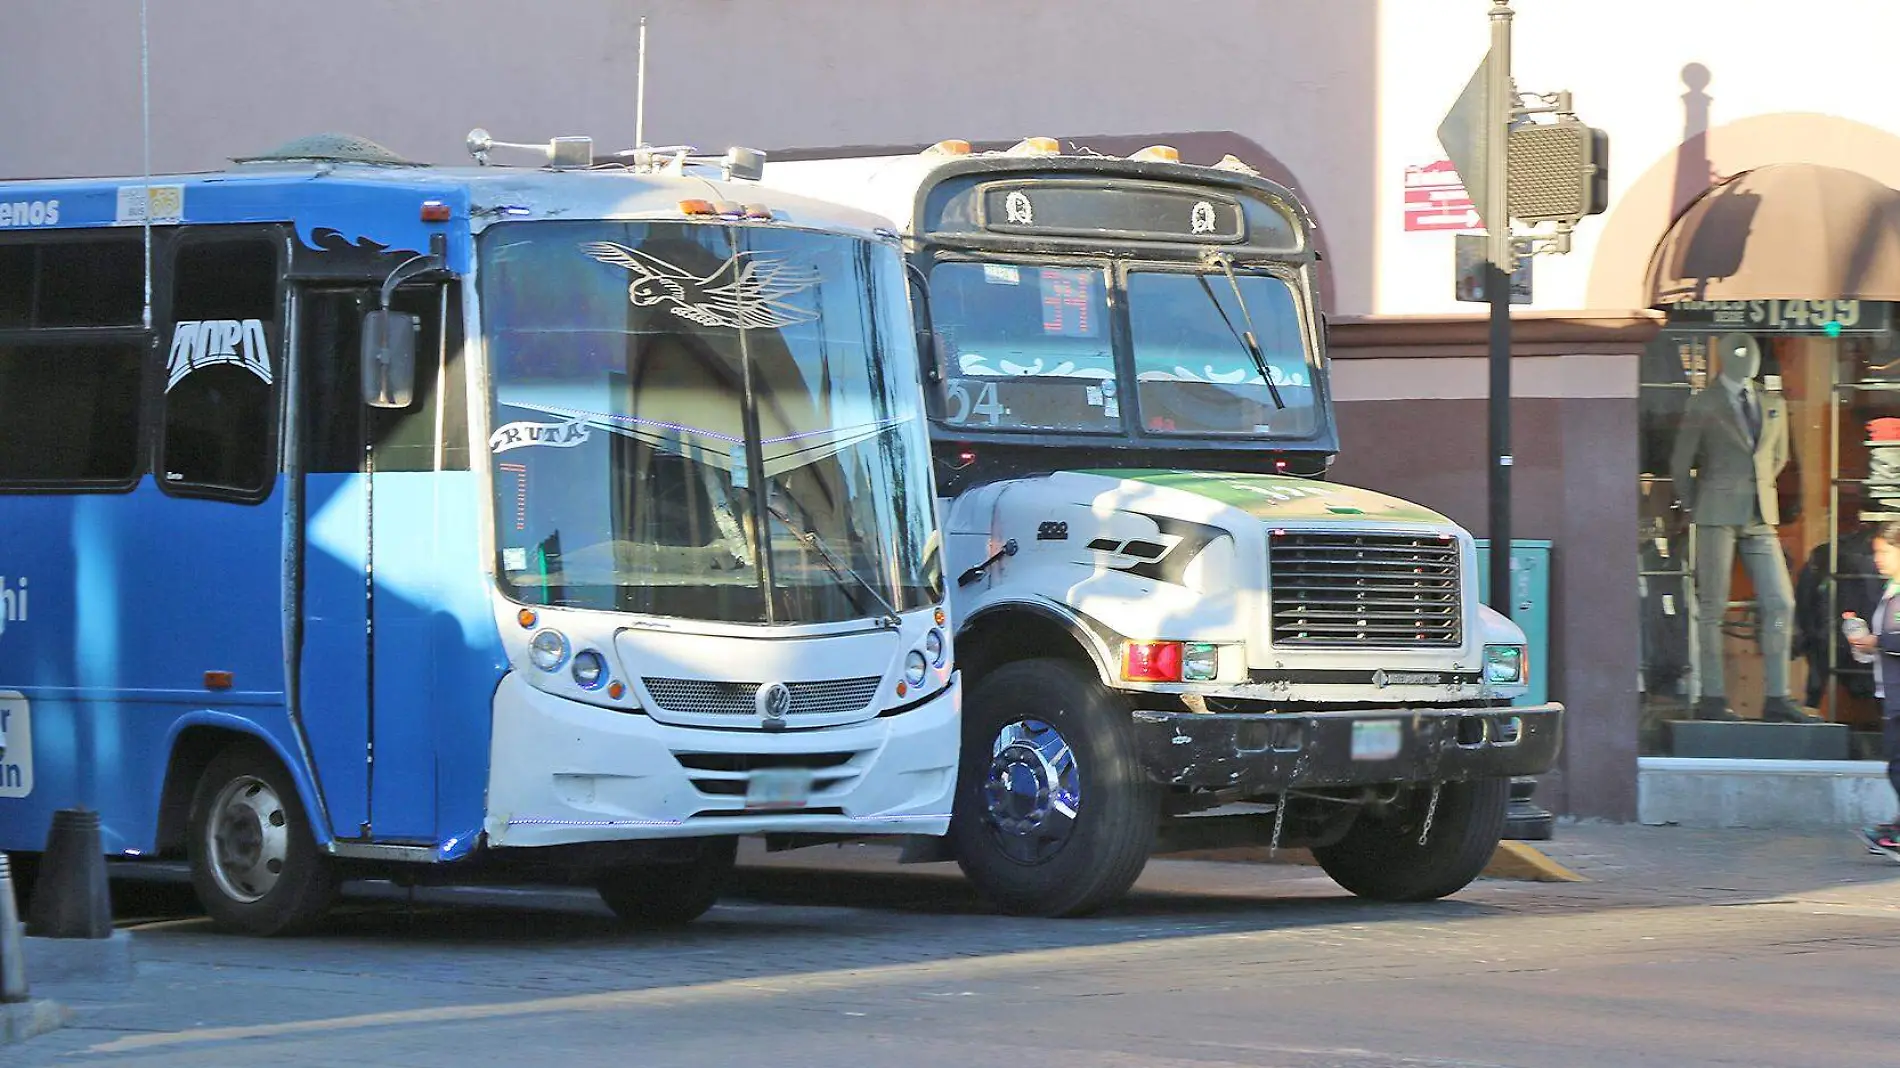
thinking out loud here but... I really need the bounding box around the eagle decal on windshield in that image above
[579,241,823,330]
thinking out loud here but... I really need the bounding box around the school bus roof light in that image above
[1008,136,1061,156]
[420,199,452,222]
[1212,153,1261,176]
[925,139,973,157]
[1130,144,1181,163]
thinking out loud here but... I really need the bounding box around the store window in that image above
[1639,300,1897,761]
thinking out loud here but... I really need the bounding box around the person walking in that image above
[1842,520,1900,861]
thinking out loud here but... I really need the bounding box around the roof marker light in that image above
[678,199,718,215]
[1212,153,1261,176]
[1130,145,1181,163]
[743,203,773,220]
[420,199,452,221]
[925,139,973,156]
[1008,136,1061,156]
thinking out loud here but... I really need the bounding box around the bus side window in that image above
[162,238,280,499]
[0,235,146,488]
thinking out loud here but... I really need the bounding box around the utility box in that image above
[1476,539,1552,708]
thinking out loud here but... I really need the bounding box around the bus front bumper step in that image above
[1131,703,1564,791]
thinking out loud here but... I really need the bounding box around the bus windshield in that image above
[928,261,1319,438]
[479,220,941,625]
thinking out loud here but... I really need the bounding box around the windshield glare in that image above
[926,260,1320,438]
[480,220,941,625]
[930,263,1118,432]
[1126,271,1317,436]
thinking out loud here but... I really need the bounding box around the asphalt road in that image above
[11,827,1900,1068]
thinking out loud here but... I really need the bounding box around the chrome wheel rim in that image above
[206,775,290,904]
[981,719,1081,864]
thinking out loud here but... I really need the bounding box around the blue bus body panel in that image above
[304,471,505,845]
[2,175,475,274]
[0,169,505,855]
[0,480,303,854]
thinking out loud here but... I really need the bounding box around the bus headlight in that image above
[571,649,607,689]
[904,649,929,688]
[1483,644,1525,684]
[1182,642,1218,682]
[530,629,570,672]
[924,628,946,667]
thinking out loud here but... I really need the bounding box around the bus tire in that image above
[595,837,735,928]
[1311,777,1510,902]
[950,658,1159,918]
[186,743,338,936]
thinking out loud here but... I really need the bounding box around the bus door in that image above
[296,282,463,842]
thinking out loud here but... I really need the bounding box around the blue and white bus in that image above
[0,131,959,935]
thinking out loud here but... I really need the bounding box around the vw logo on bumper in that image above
[756,682,793,724]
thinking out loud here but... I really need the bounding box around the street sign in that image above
[1455,234,1531,303]
[1436,52,1498,236]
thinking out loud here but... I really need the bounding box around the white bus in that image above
[0,130,958,934]
[764,138,1561,916]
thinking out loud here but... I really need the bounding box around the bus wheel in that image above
[595,837,735,928]
[186,744,338,936]
[1311,777,1509,902]
[950,658,1159,918]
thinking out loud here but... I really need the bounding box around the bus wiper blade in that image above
[763,499,902,629]
[1199,259,1286,411]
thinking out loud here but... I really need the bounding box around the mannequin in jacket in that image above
[1669,332,1821,723]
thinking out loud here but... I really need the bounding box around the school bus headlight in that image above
[1483,645,1525,684]
[904,650,929,688]
[571,650,607,689]
[925,628,946,667]
[529,629,570,672]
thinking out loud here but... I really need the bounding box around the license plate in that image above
[744,767,815,810]
[1351,720,1403,761]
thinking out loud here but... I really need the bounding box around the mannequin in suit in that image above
[1669,332,1821,723]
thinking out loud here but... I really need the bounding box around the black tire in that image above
[950,658,1159,917]
[1311,777,1510,902]
[185,742,338,936]
[596,837,736,928]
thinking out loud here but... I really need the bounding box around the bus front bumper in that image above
[1131,703,1563,791]
[484,671,959,848]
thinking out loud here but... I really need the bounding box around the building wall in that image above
[0,0,1382,312]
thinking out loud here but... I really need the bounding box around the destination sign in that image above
[979,181,1246,243]
[1663,299,1892,335]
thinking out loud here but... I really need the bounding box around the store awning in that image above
[1646,162,1900,305]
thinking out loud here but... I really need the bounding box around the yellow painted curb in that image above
[1487,840,1586,882]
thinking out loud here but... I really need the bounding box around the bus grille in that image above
[1268,532,1463,648]
[641,676,883,718]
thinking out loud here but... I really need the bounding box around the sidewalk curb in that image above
[20,927,135,986]
[0,999,70,1046]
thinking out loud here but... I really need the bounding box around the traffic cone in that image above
[24,809,112,939]
[1,854,27,1003]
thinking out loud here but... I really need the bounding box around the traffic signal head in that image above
[1509,119,1610,225]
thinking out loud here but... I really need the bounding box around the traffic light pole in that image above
[1485,0,1514,621]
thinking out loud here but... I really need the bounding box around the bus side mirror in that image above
[918,329,946,385]
[361,309,419,408]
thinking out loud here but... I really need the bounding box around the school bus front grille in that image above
[1268,532,1463,648]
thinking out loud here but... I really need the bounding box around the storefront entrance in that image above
[1639,300,1900,760]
